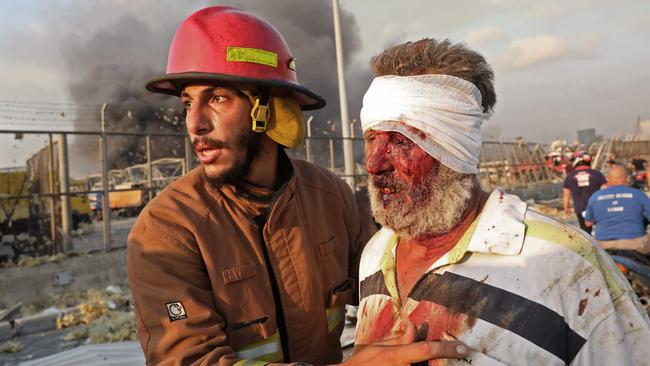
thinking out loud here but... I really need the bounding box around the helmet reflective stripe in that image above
[146,6,325,110]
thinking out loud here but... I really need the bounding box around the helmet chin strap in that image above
[250,86,270,133]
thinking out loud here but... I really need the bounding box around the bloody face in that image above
[364,130,439,207]
[364,129,474,238]
[181,83,259,186]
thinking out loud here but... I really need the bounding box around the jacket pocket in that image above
[326,278,354,333]
[319,235,336,256]
[222,263,257,285]
[227,316,283,362]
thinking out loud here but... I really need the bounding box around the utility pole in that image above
[55,133,72,252]
[332,0,356,189]
[99,103,112,251]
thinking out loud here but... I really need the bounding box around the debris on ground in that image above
[87,311,137,343]
[52,286,137,344]
[528,198,567,219]
[0,341,23,353]
[12,253,65,268]
[0,285,137,348]
[0,302,22,321]
[529,202,563,217]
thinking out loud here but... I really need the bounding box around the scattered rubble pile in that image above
[0,341,22,354]
[0,285,136,353]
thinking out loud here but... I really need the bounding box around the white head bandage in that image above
[360,74,490,174]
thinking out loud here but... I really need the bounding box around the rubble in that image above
[0,302,22,321]
[0,322,12,342]
[0,284,136,352]
[0,341,23,353]
[13,307,62,336]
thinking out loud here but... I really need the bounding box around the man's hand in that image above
[339,322,468,366]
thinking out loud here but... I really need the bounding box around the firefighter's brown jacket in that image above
[127,155,375,365]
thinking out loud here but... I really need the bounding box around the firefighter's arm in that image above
[128,221,248,366]
[340,184,377,306]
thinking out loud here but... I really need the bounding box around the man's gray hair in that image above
[370,38,496,113]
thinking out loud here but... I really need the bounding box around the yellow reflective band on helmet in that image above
[227,47,278,68]
[326,305,345,332]
[235,332,283,363]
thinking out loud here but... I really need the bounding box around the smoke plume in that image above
[58,0,370,171]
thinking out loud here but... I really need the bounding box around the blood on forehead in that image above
[407,126,427,141]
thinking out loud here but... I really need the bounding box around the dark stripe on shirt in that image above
[410,271,586,364]
[360,270,390,300]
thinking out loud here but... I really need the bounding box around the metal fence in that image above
[479,140,554,189]
[0,128,190,256]
[1,123,585,258]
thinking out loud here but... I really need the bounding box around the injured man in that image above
[354,38,650,365]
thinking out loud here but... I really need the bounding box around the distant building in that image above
[577,128,597,146]
[636,119,650,137]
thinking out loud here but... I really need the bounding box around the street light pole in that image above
[332,0,356,189]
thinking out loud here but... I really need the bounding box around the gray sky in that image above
[1,0,649,174]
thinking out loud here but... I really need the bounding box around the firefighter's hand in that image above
[339,323,468,366]
[564,207,572,216]
[341,341,467,366]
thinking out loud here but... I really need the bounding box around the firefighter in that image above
[563,151,606,234]
[127,6,466,366]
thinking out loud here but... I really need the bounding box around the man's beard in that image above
[368,165,476,239]
[194,131,261,188]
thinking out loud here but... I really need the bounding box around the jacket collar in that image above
[206,149,297,217]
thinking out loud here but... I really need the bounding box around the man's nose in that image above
[185,104,213,136]
[365,141,393,176]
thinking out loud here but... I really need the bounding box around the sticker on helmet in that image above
[288,58,297,71]
[166,301,187,322]
[227,47,278,68]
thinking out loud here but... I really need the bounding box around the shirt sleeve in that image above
[128,217,244,366]
[571,293,650,365]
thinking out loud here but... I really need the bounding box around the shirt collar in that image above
[376,188,527,308]
[465,188,528,256]
[380,188,527,275]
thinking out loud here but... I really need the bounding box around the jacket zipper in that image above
[254,213,290,362]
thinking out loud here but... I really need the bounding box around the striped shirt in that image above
[356,189,650,365]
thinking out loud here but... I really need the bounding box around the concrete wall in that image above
[0,248,128,307]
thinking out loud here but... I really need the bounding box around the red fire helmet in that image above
[146,6,326,110]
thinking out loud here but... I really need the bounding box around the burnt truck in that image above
[87,158,186,219]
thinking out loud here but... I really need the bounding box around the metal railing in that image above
[2,125,582,257]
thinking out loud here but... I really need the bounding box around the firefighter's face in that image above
[181,84,259,186]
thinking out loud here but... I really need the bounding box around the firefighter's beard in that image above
[197,131,261,188]
[368,165,475,240]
